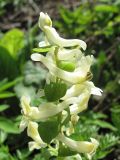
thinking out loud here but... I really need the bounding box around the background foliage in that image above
[0,0,120,159]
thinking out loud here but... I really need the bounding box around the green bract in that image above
[38,118,60,143]
[44,82,67,102]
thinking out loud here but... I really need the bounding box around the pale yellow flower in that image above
[31,53,89,84]
[57,133,99,155]
[38,12,87,50]
[27,121,46,150]
[69,89,90,115]
[20,95,79,122]
[44,26,87,50]
[62,81,102,100]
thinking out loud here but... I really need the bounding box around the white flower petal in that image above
[27,121,46,147]
[61,110,68,123]
[62,81,102,100]
[38,41,47,47]
[91,86,103,96]
[57,48,83,61]
[44,26,87,50]
[71,114,79,125]
[27,121,40,141]
[74,154,82,160]
[21,96,31,116]
[70,90,90,115]
[62,84,87,100]
[86,81,103,96]
[20,97,78,121]
[86,138,99,159]
[31,53,87,84]
[29,107,41,119]
[66,122,74,136]
[75,55,94,74]
[36,97,78,120]
[28,141,41,151]
[19,116,28,131]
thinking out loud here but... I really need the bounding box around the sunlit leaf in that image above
[0,92,15,99]
[0,29,24,59]
[94,5,118,13]
[32,46,52,53]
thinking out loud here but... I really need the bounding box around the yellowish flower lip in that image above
[57,133,99,154]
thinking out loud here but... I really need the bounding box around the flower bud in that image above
[39,12,52,31]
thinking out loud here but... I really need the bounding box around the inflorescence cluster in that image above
[20,12,102,160]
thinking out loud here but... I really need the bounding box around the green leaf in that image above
[98,51,106,65]
[94,5,119,13]
[115,15,120,23]
[94,133,119,159]
[38,118,60,143]
[0,117,20,134]
[0,46,19,80]
[32,46,52,53]
[87,120,117,131]
[59,7,74,24]
[44,82,67,102]
[0,79,8,88]
[99,133,119,149]
[58,60,75,72]
[71,124,98,141]
[33,153,46,160]
[111,105,120,133]
[0,92,15,99]
[0,130,7,144]
[0,78,20,92]
[95,149,113,160]
[16,149,31,160]
[0,105,9,112]
[0,145,17,159]
[0,28,24,59]
[105,80,120,94]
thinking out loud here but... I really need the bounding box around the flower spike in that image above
[20,12,102,159]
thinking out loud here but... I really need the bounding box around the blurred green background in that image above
[0,0,120,159]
